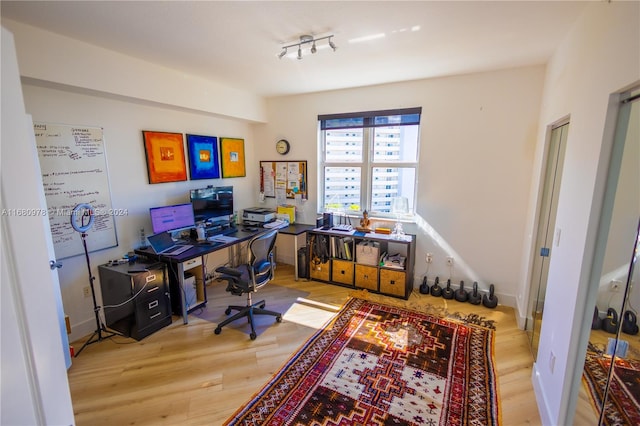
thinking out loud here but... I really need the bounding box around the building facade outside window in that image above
[318,107,421,217]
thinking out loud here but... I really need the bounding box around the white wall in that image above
[529,2,640,425]
[3,19,267,123]
[22,83,259,341]
[254,66,545,309]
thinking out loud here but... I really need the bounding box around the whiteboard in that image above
[34,122,118,259]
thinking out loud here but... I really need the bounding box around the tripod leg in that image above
[74,325,119,357]
[74,232,120,357]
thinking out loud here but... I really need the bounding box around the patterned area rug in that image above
[225,297,500,425]
[582,347,640,425]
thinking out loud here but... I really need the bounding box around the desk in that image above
[277,224,316,281]
[135,228,264,324]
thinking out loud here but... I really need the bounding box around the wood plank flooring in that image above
[68,264,546,425]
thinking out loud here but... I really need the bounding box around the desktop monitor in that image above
[190,186,234,223]
[149,203,196,234]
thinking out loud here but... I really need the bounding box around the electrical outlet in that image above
[426,253,433,264]
[83,286,91,298]
[446,256,454,267]
[610,280,622,292]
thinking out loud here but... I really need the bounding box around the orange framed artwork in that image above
[220,137,246,178]
[142,131,187,184]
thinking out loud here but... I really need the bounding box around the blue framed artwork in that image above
[186,134,220,180]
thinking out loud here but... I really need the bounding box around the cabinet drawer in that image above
[132,269,165,293]
[183,256,202,270]
[137,282,164,300]
[332,259,354,285]
[136,293,171,330]
[355,264,378,291]
[380,269,406,297]
[310,260,331,281]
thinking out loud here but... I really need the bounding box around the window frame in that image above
[318,107,421,218]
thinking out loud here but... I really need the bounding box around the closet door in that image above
[527,121,568,359]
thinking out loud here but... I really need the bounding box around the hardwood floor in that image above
[68,264,543,425]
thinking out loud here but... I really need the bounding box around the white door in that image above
[526,122,569,359]
[1,26,75,425]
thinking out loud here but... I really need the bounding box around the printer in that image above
[242,207,276,224]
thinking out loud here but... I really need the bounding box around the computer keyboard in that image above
[164,245,192,256]
[333,224,353,231]
[264,219,288,229]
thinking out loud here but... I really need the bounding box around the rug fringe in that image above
[348,289,497,330]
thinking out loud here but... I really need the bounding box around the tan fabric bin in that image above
[355,264,378,291]
[380,269,406,297]
[332,259,354,285]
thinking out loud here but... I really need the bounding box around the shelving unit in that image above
[307,229,416,299]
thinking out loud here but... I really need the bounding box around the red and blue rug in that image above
[225,297,500,425]
[583,347,640,425]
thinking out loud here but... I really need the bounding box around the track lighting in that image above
[329,37,336,51]
[278,34,337,60]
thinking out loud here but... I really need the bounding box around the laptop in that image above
[147,232,193,256]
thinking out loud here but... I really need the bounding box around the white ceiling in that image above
[1,1,589,98]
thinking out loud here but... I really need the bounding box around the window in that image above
[319,108,421,216]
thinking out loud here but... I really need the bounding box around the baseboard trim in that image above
[532,362,553,425]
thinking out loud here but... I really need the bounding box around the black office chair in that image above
[214,229,282,339]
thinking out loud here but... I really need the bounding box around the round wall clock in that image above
[276,139,290,155]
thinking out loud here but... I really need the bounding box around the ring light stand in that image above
[72,204,118,357]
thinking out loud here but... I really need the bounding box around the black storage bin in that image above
[298,246,309,279]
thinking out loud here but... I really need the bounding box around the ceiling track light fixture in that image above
[278,34,336,60]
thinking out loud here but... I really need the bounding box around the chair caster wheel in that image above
[225,308,232,315]
[214,327,221,335]
[276,316,282,323]
[250,333,257,340]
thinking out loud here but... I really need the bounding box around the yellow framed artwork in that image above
[220,137,246,178]
[142,130,187,184]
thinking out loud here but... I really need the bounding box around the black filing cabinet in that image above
[98,261,172,340]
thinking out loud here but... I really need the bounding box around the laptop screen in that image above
[147,232,175,254]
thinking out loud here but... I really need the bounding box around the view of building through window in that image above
[319,108,421,216]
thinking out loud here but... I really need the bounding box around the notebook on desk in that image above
[147,232,193,256]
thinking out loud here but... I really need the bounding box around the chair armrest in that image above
[216,266,242,277]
